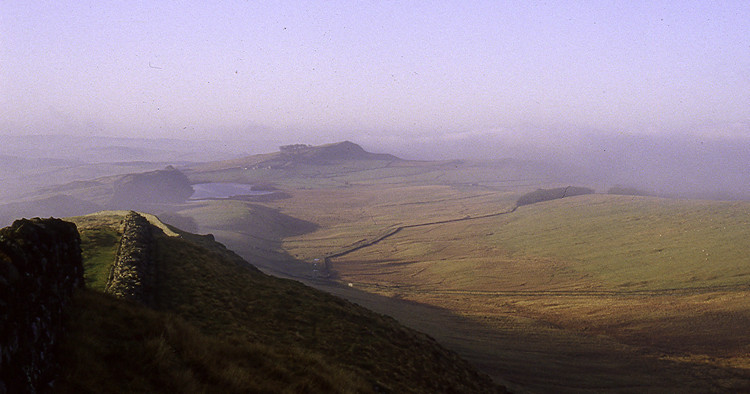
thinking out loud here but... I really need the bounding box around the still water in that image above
[190,183,273,200]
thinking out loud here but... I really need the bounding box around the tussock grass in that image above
[57,289,366,394]
[153,226,501,393]
[493,195,750,289]
[63,211,502,393]
[324,193,750,391]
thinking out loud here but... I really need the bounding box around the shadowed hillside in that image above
[59,212,505,393]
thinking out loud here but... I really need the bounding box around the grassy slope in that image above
[167,151,750,391]
[274,185,518,261]
[323,194,750,391]
[331,194,750,291]
[152,220,500,393]
[63,212,502,394]
[57,289,366,394]
[74,213,122,290]
[490,194,750,289]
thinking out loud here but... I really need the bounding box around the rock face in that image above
[0,218,84,393]
[105,212,155,305]
[109,166,193,208]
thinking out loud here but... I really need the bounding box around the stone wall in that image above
[0,218,84,394]
[104,211,155,305]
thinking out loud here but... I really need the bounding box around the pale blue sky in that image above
[1,1,749,145]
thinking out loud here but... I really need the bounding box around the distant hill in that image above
[57,212,505,393]
[109,166,194,208]
[280,141,400,162]
[193,141,400,173]
[607,186,652,197]
[0,194,101,227]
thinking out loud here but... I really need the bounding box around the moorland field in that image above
[11,141,750,392]
[59,211,500,393]
[167,143,750,392]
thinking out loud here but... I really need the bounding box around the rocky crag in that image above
[109,166,194,208]
[0,218,84,394]
[104,212,155,305]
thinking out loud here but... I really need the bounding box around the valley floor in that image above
[162,157,750,392]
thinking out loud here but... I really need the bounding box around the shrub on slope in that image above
[517,186,594,206]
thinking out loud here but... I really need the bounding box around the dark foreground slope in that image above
[60,212,504,393]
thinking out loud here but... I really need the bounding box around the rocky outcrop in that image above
[104,212,155,305]
[277,141,399,164]
[109,166,193,208]
[0,218,84,394]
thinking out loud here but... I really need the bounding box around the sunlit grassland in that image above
[490,194,750,289]
[170,183,519,265]
[176,154,750,391]
[272,185,519,260]
[322,193,750,390]
[334,194,750,291]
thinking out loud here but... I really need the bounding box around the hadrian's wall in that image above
[105,211,155,305]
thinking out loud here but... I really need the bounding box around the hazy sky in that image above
[2,1,749,146]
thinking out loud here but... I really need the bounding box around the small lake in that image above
[190,183,274,200]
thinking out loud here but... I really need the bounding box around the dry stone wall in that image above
[104,211,155,305]
[0,218,84,394]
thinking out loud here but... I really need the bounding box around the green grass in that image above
[491,194,750,289]
[330,194,750,291]
[60,212,378,393]
[57,148,750,392]
[151,223,500,393]
[278,190,750,391]
[268,185,518,261]
[71,214,122,290]
[60,211,502,393]
[57,289,366,394]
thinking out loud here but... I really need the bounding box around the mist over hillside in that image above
[361,131,750,200]
[0,135,262,203]
[3,132,748,203]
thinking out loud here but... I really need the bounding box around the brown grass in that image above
[177,182,750,392]
[57,289,367,394]
[62,210,503,393]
